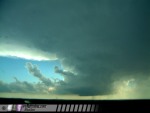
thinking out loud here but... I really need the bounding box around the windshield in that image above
[0,0,149,100]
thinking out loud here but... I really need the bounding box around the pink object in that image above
[17,104,23,111]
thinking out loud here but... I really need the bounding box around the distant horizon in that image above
[1,90,150,100]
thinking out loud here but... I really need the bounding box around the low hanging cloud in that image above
[0,0,150,97]
[53,66,114,96]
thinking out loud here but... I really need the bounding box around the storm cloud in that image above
[0,0,150,97]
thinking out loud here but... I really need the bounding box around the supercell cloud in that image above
[0,0,150,97]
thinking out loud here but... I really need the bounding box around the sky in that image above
[0,56,63,83]
[0,0,150,99]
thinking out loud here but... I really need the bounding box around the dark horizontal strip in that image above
[0,98,150,112]
[0,98,150,104]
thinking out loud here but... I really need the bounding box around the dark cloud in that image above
[53,66,113,96]
[0,0,150,96]
[25,62,53,86]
